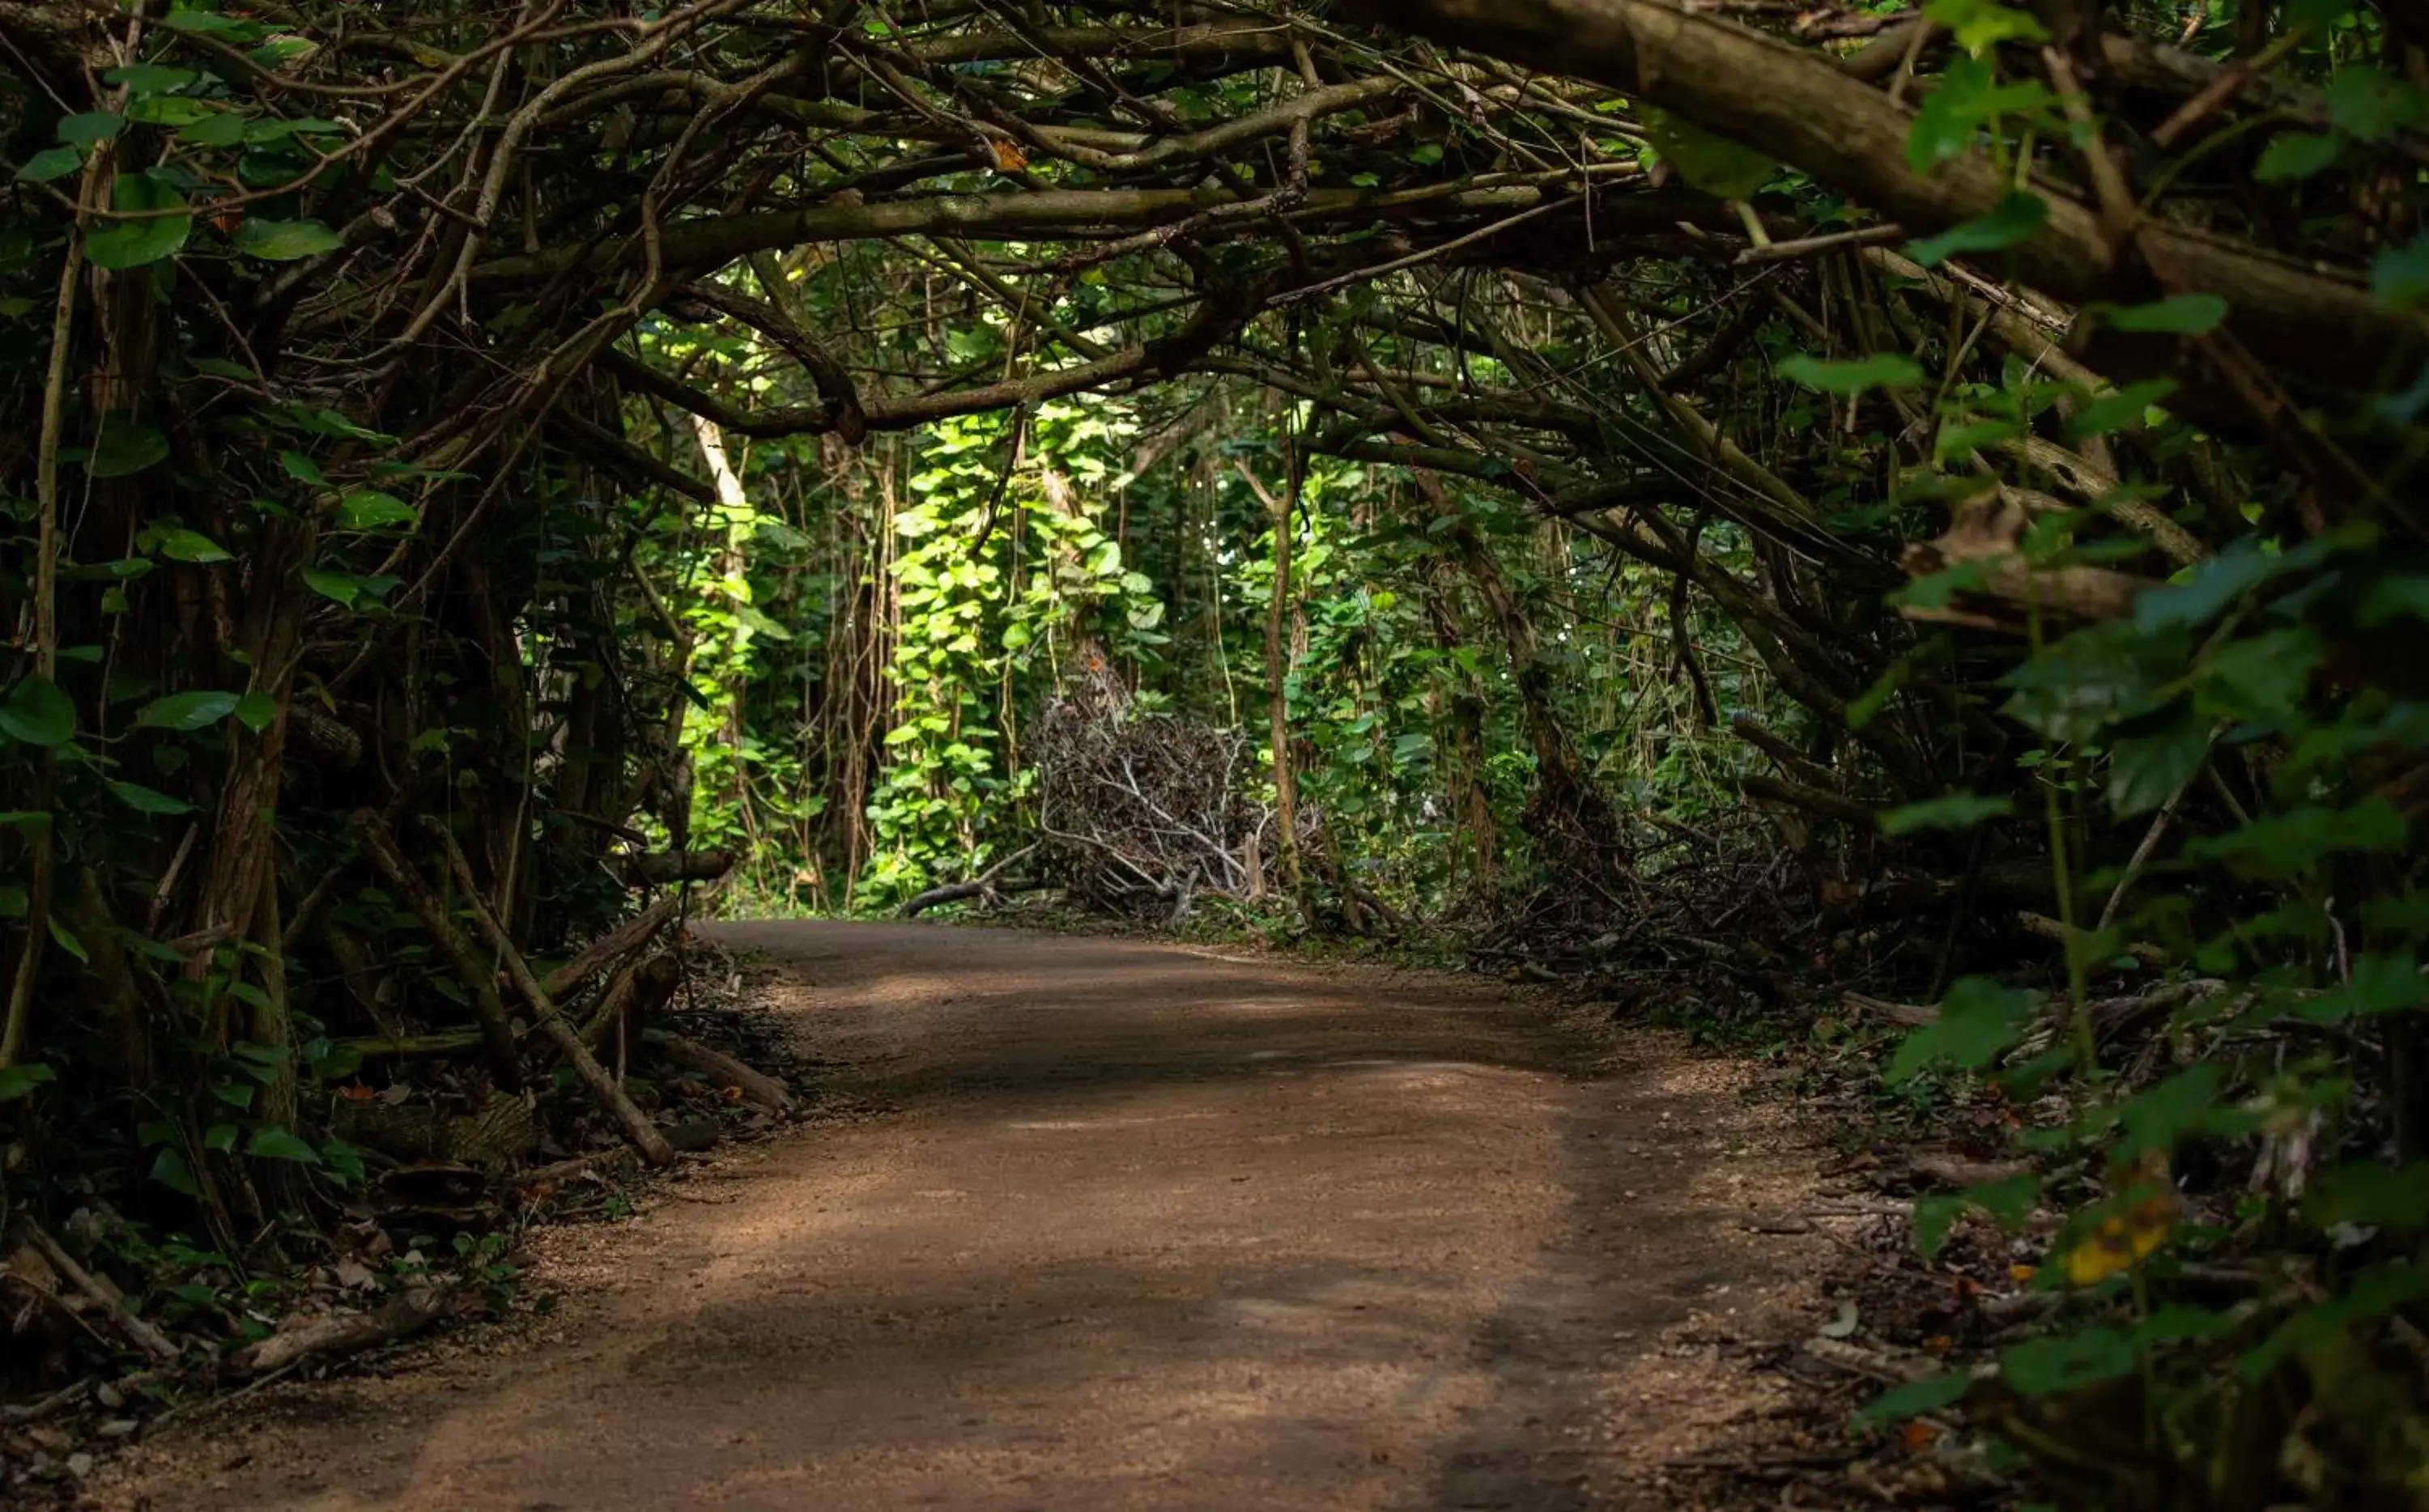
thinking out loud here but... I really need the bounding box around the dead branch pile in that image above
[1032,697,1309,922]
[1458,812,1831,1004]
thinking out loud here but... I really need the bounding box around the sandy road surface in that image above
[101,921,1824,1511]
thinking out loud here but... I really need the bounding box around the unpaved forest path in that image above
[103,922,1831,1512]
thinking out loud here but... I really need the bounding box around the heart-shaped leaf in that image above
[88,423,171,478]
[86,171,193,270]
[0,676,74,746]
[136,690,241,730]
[15,147,84,185]
[234,217,342,261]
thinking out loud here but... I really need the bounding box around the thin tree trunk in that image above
[1249,462,1305,903]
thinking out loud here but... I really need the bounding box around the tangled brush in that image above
[1032,691,1308,921]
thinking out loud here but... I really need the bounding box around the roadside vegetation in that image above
[5,0,2427,1502]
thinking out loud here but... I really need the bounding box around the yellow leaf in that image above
[2061,1193,2176,1285]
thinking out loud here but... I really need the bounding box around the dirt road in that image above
[104,922,1827,1511]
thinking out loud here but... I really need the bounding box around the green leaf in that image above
[310,1041,364,1083]
[2325,67,2426,141]
[2101,294,2227,335]
[2065,377,2179,440]
[233,217,342,261]
[1780,352,1925,395]
[2136,1305,2237,1346]
[1914,1193,1964,1259]
[2188,797,2410,877]
[1905,57,2057,173]
[2241,1265,2429,1380]
[15,146,84,184]
[2298,949,2429,1021]
[89,423,171,478]
[2003,620,2179,743]
[149,1145,202,1197]
[2133,535,2304,635]
[2372,235,2429,315]
[1638,105,1778,199]
[2112,1064,2227,1160]
[177,112,247,148]
[154,525,230,563]
[234,691,277,733]
[0,676,74,746]
[1915,1175,2038,1259]
[1880,791,2010,835]
[1889,977,2036,1083]
[164,6,269,39]
[2288,0,2356,27]
[337,490,419,532]
[2200,627,2321,725]
[2309,1162,2429,1231]
[246,1127,321,1164]
[736,603,795,640]
[125,96,215,127]
[136,690,242,730]
[2107,717,2208,816]
[47,916,87,963]
[107,779,194,815]
[2254,131,2341,183]
[57,112,125,146]
[86,170,194,270]
[1922,0,2049,53]
[2002,1327,2136,1396]
[1906,193,2048,268]
[0,1064,57,1104]
[301,567,400,609]
[1853,1371,1972,1426]
[105,63,200,94]
[281,450,327,486]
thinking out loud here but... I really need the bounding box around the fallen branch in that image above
[903,842,1045,917]
[2016,909,2169,965]
[0,1377,92,1426]
[349,809,524,1090]
[610,849,738,887]
[902,876,1047,917]
[14,1220,180,1364]
[423,821,676,1166]
[579,949,684,1052]
[507,1149,636,1193]
[1742,773,1882,826]
[543,890,695,1000]
[646,1030,796,1113]
[1842,990,1940,1027]
[230,1285,453,1374]
[334,1029,485,1060]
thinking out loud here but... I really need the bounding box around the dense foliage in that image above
[4,0,2428,1501]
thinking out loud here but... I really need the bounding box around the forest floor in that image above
[89,920,1856,1511]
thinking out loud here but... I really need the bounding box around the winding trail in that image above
[104,922,1827,1512]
